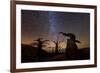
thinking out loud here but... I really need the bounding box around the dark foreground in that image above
[21,44,90,63]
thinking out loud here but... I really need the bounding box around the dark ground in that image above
[21,44,90,63]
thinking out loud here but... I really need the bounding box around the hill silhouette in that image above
[48,48,90,61]
[21,44,90,63]
[21,44,56,63]
[21,44,38,62]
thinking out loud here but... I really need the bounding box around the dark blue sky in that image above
[21,10,90,48]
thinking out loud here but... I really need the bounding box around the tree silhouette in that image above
[53,41,58,54]
[59,32,81,59]
[32,38,49,60]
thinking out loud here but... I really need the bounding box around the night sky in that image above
[21,10,90,49]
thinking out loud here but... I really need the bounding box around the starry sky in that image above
[21,10,90,49]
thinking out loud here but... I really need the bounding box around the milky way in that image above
[21,10,90,49]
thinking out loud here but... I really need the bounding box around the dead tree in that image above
[59,32,81,60]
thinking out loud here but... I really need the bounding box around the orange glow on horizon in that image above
[21,37,89,51]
